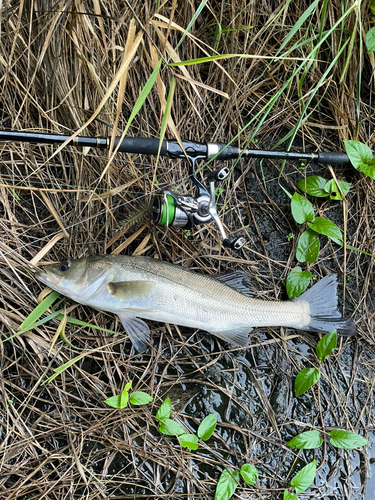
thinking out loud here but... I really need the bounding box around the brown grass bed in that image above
[0,1,374,499]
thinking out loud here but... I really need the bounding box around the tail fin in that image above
[293,274,356,336]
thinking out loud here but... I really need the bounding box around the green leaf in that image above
[284,490,298,500]
[119,381,132,408]
[129,391,153,406]
[290,460,316,494]
[156,398,171,422]
[158,418,185,436]
[104,394,125,409]
[214,468,240,500]
[355,162,375,179]
[295,368,321,397]
[179,434,199,450]
[291,193,315,224]
[343,140,374,179]
[275,0,320,56]
[197,413,217,441]
[174,0,218,51]
[329,430,369,449]
[324,179,351,200]
[124,380,132,392]
[371,0,375,15]
[287,430,323,449]
[3,308,63,344]
[297,176,329,197]
[240,464,258,485]
[20,291,60,330]
[366,27,375,52]
[295,229,320,263]
[120,390,129,409]
[316,330,337,361]
[285,266,312,299]
[307,217,342,241]
[336,180,352,196]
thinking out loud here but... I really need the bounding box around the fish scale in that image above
[35,255,356,351]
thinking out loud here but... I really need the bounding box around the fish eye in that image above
[60,260,71,272]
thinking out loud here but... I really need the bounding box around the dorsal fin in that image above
[214,271,254,296]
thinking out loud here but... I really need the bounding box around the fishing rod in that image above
[0,130,351,164]
[0,130,352,251]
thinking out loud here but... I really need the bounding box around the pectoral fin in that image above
[118,313,151,352]
[109,281,155,301]
[209,327,252,347]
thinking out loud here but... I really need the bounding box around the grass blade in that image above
[174,0,207,51]
[99,58,162,182]
[20,291,60,330]
[275,0,320,56]
[157,75,175,160]
[170,53,308,67]
[42,352,88,385]
[124,58,162,136]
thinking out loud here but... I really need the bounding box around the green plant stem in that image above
[316,371,326,471]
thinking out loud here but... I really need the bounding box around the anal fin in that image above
[209,327,252,347]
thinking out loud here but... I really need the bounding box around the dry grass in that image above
[0,1,374,499]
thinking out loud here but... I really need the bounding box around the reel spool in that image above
[153,192,210,228]
[153,166,246,251]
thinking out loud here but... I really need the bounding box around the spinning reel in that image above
[153,159,246,251]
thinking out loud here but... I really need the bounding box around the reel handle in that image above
[207,167,246,251]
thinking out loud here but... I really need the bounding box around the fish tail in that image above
[293,274,357,336]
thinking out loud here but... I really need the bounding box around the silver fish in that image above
[35,255,356,351]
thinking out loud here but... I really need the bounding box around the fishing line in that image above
[0,192,150,258]
[1,152,243,256]
[0,174,202,259]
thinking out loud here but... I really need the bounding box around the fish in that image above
[35,255,356,351]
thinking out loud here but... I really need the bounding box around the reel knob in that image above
[206,166,231,183]
[223,236,246,250]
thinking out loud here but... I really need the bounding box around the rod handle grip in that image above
[317,151,351,165]
[114,136,167,156]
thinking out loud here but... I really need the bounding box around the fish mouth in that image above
[34,269,47,284]
[35,268,60,288]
